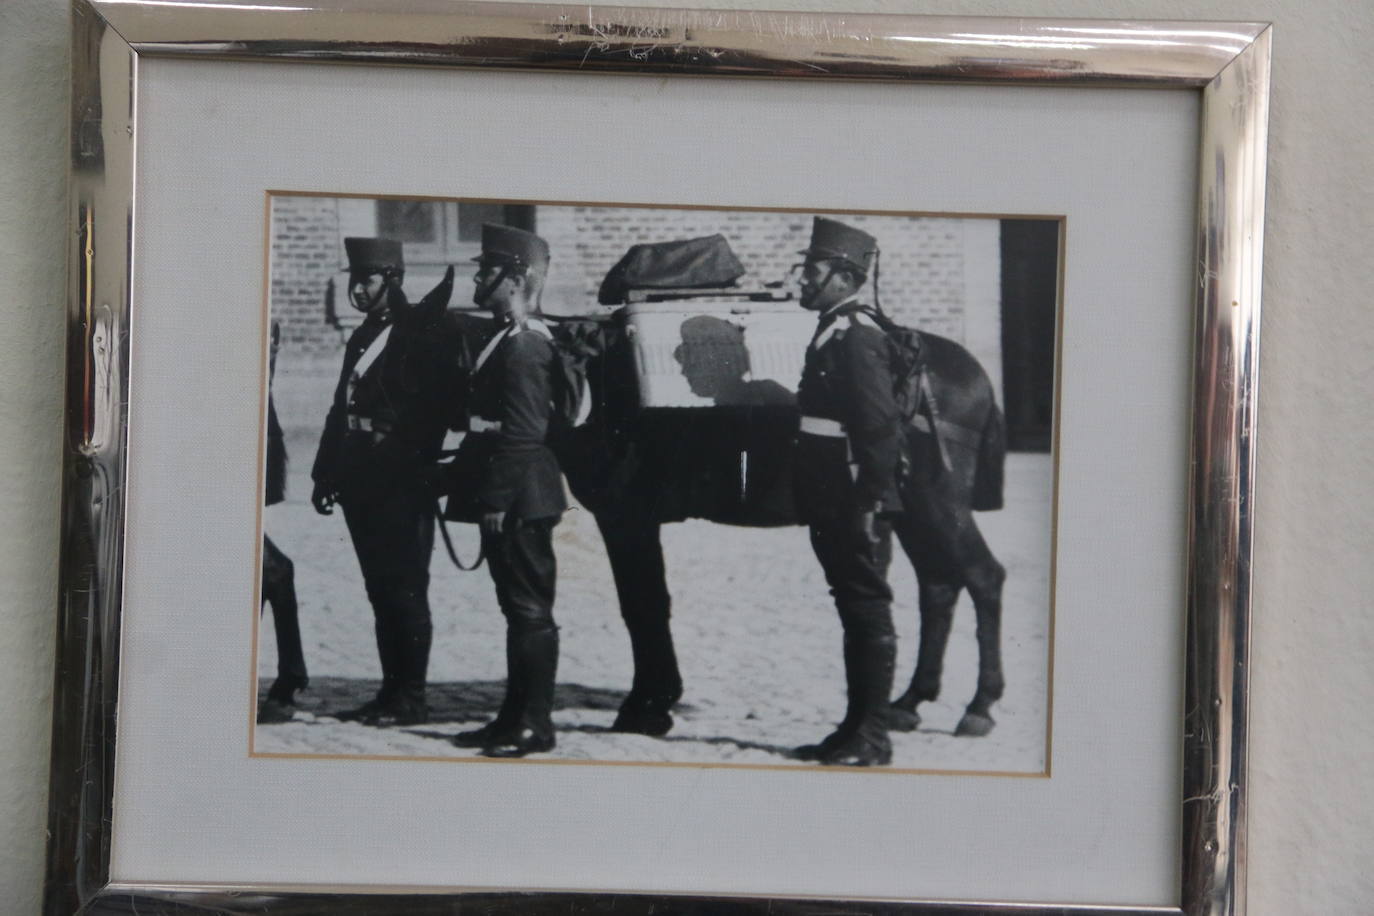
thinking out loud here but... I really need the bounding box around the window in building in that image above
[376,199,439,245]
[371,199,536,265]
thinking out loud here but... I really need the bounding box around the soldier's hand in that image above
[480,510,508,536]
[852,504,882,554]
[311,480,337,515]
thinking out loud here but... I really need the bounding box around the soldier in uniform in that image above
[791,216,904,767]
[311,237,459,726]
[447,225,568,758]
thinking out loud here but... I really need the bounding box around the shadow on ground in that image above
[259,676,633,723]
[257,677,798,758]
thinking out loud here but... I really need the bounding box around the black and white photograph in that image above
[254,194,1060,773]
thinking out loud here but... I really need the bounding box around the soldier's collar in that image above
[818,295,865,321]
[362,308,394,328]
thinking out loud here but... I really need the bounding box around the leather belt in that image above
[469,416,503,433]
[802,414,941,438]
[799,415,845,437]
[347,415,386,433]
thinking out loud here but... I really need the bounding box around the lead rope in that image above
[434,500,484,571]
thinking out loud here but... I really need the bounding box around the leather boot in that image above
[796,637,860,760]
[815,636,895,767]
[359,681,428,727]
[483,626,558,758]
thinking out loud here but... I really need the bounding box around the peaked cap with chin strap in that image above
[344,237,405,279]
[798,216,879,277]
[473,224,550,273]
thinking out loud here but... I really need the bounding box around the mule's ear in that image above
[420,265,456,310]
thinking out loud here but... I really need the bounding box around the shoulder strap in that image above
[812,304,881,349]
[472,325,512,375]
[522,317,554,340]
[848,309,880,330]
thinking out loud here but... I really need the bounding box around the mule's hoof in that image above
[886,705,921,732]
[610,707,674,737]
[955,711,995,737]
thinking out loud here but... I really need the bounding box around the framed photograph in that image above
[50,2,1268,914]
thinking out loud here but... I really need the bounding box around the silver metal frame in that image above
[51,2,1269,914]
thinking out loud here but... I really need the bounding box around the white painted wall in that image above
[3,0,1371,913]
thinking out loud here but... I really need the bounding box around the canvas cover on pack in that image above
[597,234,747,305]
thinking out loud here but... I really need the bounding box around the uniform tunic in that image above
[312,292,462,491]
[459,319,568,521]
[793,303,903,522]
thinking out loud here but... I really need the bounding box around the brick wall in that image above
[269,196,344,353]
[268,198,1001,373]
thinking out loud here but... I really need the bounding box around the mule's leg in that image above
[950,515,1006,737]
[595,513,683,736]
[890,497,1006,737]
[888,558,960,732]
[917,505,1005,741]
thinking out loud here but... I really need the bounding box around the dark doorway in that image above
[999,219,1060,453]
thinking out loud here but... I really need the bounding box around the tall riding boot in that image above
[375,620,401,703]
[453,630,525,747]
[818,636,896,767]
[796,636,860,761]
[396,609,432,713]
[483,626,558,758]
[337,619,401,722]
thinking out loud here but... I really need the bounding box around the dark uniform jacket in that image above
[312,283,462,495]
[793,301,903,523]
[451,318,567,521]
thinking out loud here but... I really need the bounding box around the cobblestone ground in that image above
[254,353,1052,773]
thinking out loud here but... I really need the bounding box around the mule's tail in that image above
[972,403,1006,511]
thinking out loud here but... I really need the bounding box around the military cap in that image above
[344,237,404,276]
[473,224,550,272]
[798,216,878,275]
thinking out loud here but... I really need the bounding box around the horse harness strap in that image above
[931,415,983,451]
[917,369,954,472]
